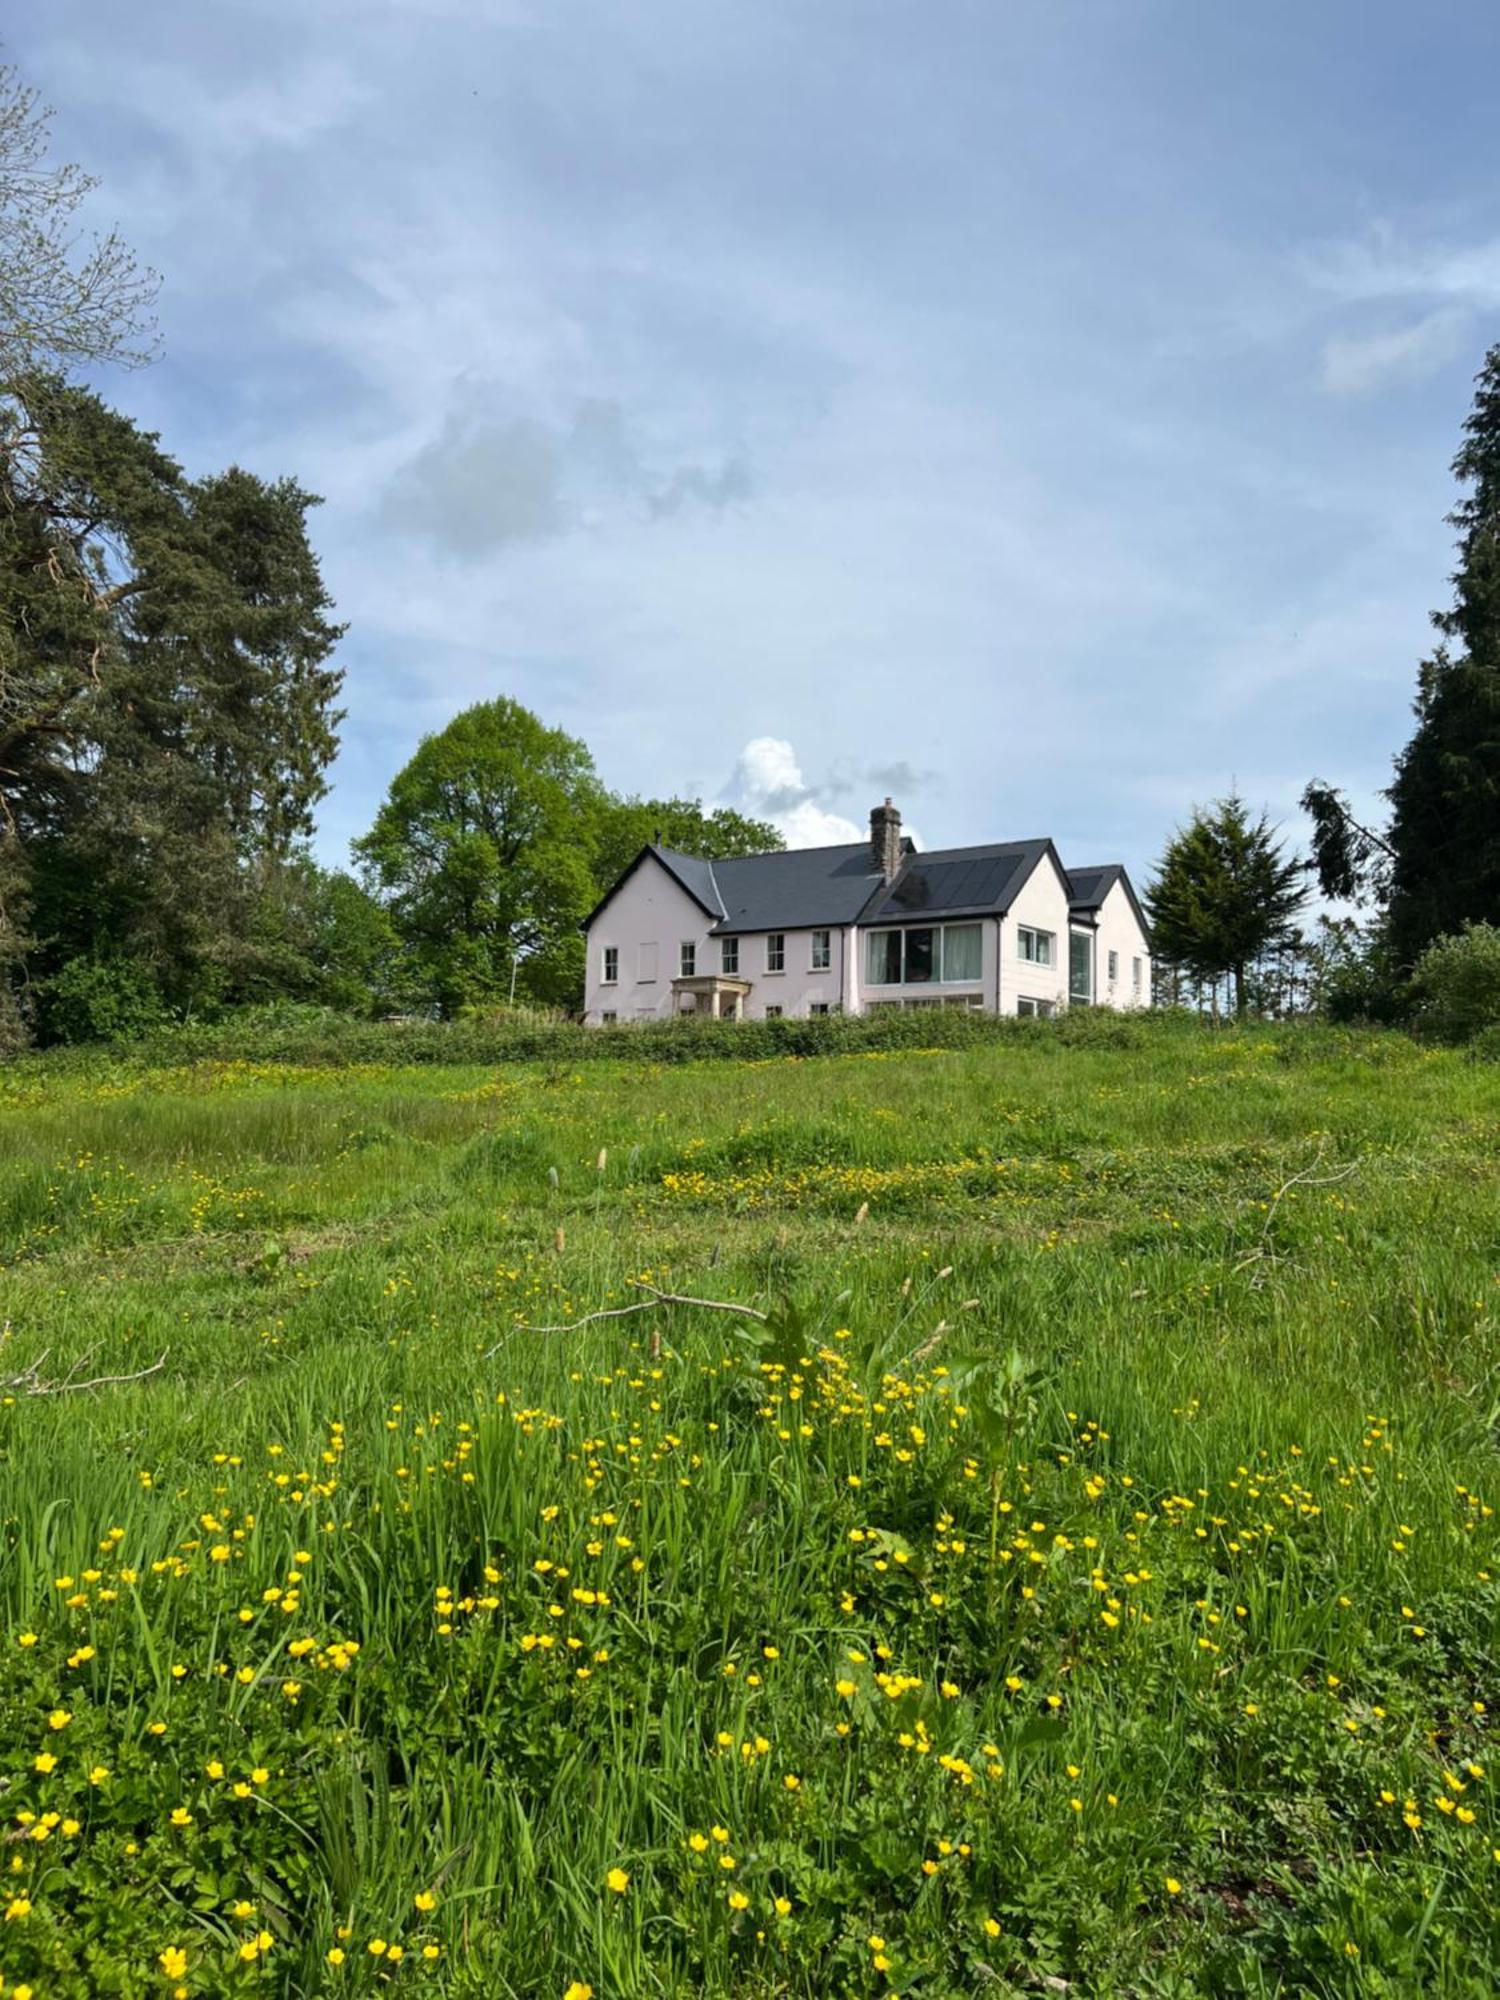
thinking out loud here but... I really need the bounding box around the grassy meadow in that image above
[0,1019,1497,1997]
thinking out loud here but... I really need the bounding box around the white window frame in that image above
[680,941,696,978]
[809,1002,830,1016]
[811,928,831,971]
[1132,956,1142,992]
[1017,926,1054,966]
[766,933,785,973]
[600,1010,617,1025]
[1016,996,1055,1018]
[602,946,618,985]
[1107,948,1119,983]
[765,1004,783,1018]
[721,937,739,976]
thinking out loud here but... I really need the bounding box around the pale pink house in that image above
[582,800,1151,1025]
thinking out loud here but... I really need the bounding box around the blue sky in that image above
[16,0,1500,883]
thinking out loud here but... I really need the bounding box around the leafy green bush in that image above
[40,957,168,1045]
[91,1000,1201,1071]
[1411,922,1500,1042]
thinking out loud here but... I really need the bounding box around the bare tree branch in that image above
[488,1279,769,1353]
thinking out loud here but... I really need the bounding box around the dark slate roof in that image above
[653,847,725,918]
[862,839,1054,923]
[1067,864,1124,911]
[1068,862,1152,941]
[698,843,892,934]
[586,837,1146,938]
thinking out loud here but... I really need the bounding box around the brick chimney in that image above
[870,797,902,880]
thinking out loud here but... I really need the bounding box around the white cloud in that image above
[777,800,865,846]
[1320,307,1472,396]
[728,736,862,845]
[725,736,930,849]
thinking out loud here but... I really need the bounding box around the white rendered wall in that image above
[583,859,715,1024]
[1090,879,1153,1010]
[732,925,846,1019]
[997,858,1073,1015]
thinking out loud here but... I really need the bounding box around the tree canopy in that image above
[1384,342,1500,965]
[1146,794,1305,1016]
[354,699,604,1013]
[0,375,345,1043]
[0,61,158,378]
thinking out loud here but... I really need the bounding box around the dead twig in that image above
[0,1351,167,1397]
[1232,1158,1359,1285]
[489,1280,769,1354]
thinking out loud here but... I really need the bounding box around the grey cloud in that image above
[381,409,567,555]
[381,391,750,557]
[648,454,751,517]
[820,757,939,800]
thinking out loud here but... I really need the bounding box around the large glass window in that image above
[865,924,984,986]
[721,937,739,976]
[866,930,903,985]
[1017,926,1053,966]
[904,928,935,982]
[942,924,982,981]
[766,933,785,972]
[1069,930,1092,1003]
[811,929,831,970]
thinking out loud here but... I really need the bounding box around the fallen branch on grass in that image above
[0,1349,168,1397]
[1231,1158,1360,1285]
[488,1279,769,1353]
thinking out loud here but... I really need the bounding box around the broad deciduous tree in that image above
[0,60,158,379]
[354,699,604,1013]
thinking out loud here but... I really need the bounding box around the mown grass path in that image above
[0,1021,1497,1995]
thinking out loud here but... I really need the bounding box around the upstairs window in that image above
[1107,948,1119,982]
[721,937,739,976]
[811,928,831,970]
[638,941,658,983]
[602,946,618,985]
[680,941,696,977]
[1132,956,1143,992]
[1017,926,1053,966]
[767,933,785,972]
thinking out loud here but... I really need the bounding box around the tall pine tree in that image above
[1146,794,1305,1017]
[1386,343,1500,964]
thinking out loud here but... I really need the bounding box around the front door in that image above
[719,994,738,1021]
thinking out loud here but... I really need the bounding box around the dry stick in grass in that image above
[488,1280,769,1352]
[1232,1158,1360,1284]
[0,1350,167,1397]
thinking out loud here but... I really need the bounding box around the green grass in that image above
[0,1019,1497,1996]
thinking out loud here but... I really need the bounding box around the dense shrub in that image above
[1411,922,1500,1042]
[40,956,168,1045]
[56,999,1179,1071]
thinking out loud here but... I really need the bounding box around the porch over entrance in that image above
[671,974,753,1020]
